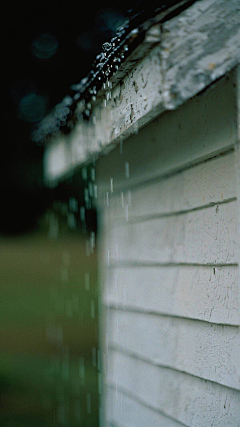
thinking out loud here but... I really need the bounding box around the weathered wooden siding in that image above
[96,71,240,426]
[43,1,240,182]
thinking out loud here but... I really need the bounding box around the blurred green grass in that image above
[0,221,99,426]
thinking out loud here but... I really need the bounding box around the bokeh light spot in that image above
[18,93,47,123]
[31,33,58,59]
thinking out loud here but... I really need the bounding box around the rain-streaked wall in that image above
[96,71,240,426]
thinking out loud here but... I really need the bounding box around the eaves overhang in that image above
[42,0,240,184]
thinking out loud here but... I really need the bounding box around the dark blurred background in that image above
[2,0,137,235]
[2,3,138,426]
[2,2,187,426]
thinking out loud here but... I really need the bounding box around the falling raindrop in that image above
[90,231,95,253]
[125,162,130,178]
[84,188,89,204]
[67,212,77,229]
[91,167,96,181]
[80,206,85,222]
[110,177,114,193]
[89,182,93,197]
[105,191,109,207]
[121,191,124,208]
[119,137,123,154]
[79,357,85,386]
[94,185,98,199]
[69,197,78,212]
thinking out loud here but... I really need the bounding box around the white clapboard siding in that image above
[96,72,237,194]
[105,386,186,427]
[107,309,240,390]
[104,150,236,224]
[106,350,240,427]
[106,200,238,265]
[96,70,240,426]
[104,265,239,325]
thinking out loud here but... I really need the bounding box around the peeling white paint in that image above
[44,0,240,183]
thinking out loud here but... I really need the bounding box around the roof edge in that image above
[44,0,240,184]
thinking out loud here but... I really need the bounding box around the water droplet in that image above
[119,137,123,154]
[121,191,124,208]
[106,191,109,206]
[67,212,77,229]
[91,167,95,181]
[84,188,89,203]
[69,197,78,212]
[90,231,95,253]
[125,162,130,178]
[84,108,91,117]
[102,42,112,52]
[88,182,93,197]
[80,206,85,222]
[110,177,114,193]
[79,357,85,385]
[94,185,98,199]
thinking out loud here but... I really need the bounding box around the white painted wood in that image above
[107,310,240,390]
[105,386,186,427]
[44,1,240,183]
[104,151,237,223]
[161,0,240,110]
[106,350,240,427]
[104,265,239,325]
[96,71,240,425]
[96,72,237,193]
[106,200,238,265]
